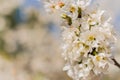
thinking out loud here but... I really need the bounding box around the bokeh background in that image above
[0,0,120,80]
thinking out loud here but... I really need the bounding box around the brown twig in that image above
[112,58,120,69]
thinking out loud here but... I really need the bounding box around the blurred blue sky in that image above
[18,0,42,23]
[23,0,41,8]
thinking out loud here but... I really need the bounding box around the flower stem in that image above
[112,58,120,69]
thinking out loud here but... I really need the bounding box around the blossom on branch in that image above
[44,0,117,80]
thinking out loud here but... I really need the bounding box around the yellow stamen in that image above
[69,6,76,13]
[50,5,55,9]
[96,56,101,61]
[88,35,95,41]
[58,2,65,8]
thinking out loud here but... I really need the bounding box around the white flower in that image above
[77,0,92,9]
[44,0,117,80]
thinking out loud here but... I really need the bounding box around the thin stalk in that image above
[112,58,120,69]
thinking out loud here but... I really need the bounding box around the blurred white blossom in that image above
[0,0,23,15]
[0,1,70,80]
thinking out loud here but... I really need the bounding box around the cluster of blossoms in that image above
[44,0,117,80]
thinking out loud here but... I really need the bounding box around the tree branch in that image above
[112,58,120,69]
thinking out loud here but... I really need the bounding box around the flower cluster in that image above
[44,0,117,80]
